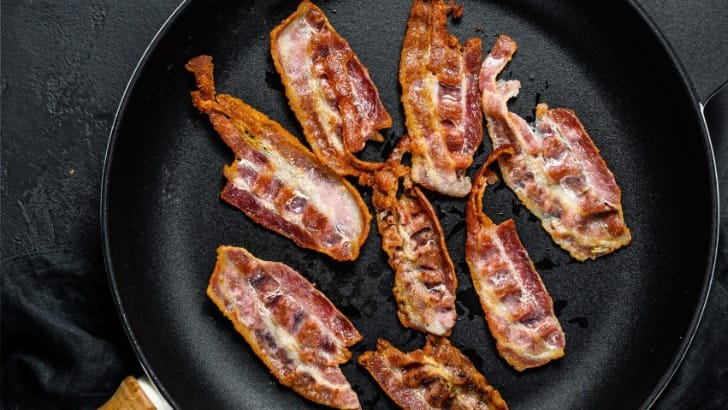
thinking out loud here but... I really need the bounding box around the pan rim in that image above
[623,1,720,407]
[100,0,720,408]
[100,0,194,408]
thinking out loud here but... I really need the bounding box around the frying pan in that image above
[101,0,722,408]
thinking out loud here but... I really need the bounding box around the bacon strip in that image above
[480,34,631,261]
[466,148,565,371]
[360,137,457,336]
[208,246,362,409]
[358,336,508,409]
[399,0,483,197]
[270,1,391,176]
[186,55,371,262]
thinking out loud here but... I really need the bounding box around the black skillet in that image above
[102,0,722,408]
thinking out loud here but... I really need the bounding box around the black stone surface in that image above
[1,0,726,408]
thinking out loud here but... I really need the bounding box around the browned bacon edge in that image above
[465,147,565,371]
[270,1,390,177]
[359,136,457,336]
[208,245,362,409]
[480,34,631,261]
[358,336,508,409]
[399,0,483,197]
[186,55,371,262]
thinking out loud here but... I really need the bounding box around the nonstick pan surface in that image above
[102,0,719,408]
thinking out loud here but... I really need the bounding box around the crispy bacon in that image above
[186,55,371,262]
[358,336,508,409]
[208,246,362,409]
[480,34,631,260]
[399,0,483,197]
[466,148,565,371]
[360,137,457,336]
[270,1,391,176]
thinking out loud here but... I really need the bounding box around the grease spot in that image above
[405,329,421,344]
[492,179,506,192]
[568,316,589,328]
[534,257,558,271]
[446,220,466,240]
[379,132,399,159]
[378,276,392,297]
[511,199,523,216]
[456,289,482,321]
[342,304,361,320]
[365,262,385,279]
[361,397,381,409]
[553,299,567,317]
[457,262,469,275]
[264,70,284,92]
[448,206,465,217]
[461,347,484,369]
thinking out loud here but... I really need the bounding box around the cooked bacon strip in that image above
[466,148,565,371]
[399,0,483,197]
[360,137,457,336]
[358,336,508,409]
[480,34,631,260]
[270,1,391,176]
[186,55,371,262]
[208,246,362,409]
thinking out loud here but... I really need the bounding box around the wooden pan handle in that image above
[99,376,156,410]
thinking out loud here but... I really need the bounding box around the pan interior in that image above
[104,0,714,408]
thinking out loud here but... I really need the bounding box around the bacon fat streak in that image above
[466,148,565,371]
[480,34,631,261]
[271,1,391,176]
[400,0,483,197]
[186,55,371,262]
[208,246,362,409]
[359,336,508,409]
[360,137,457,336]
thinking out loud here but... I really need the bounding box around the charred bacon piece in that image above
[186,55,371,262]
[360,137,457,336]
[358,336,508,409]
[270,1,391,176]
[480,34,631,261]
[399,0,483,197]
[466,148,565,371]
[208,246,362,409]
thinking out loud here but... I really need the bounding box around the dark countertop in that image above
[2,0,726,408]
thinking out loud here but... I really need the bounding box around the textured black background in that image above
[1,0,727,408]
